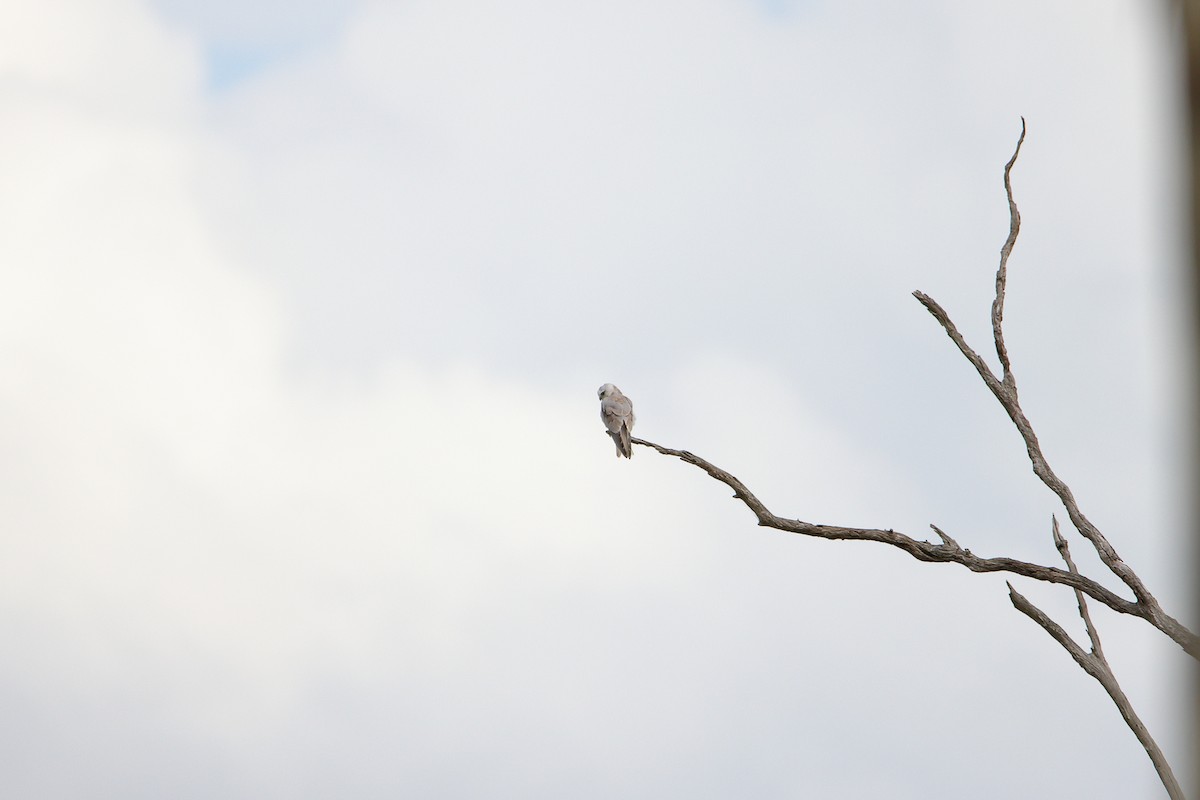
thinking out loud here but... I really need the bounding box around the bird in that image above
[597,383,635,458]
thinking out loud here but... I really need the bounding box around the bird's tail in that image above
[620,424,632,459]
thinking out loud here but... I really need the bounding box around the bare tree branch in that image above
[992,116,1024,386]
[1007,517,1184,800]
[630,436,1198,657]
[1052,515,1104,660]
[912,120,1184,655]
[625,120,1194,794]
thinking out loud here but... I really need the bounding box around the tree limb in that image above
[631,122,1197,653]
[630,436,1198,657]
[1052,515,1104,660]
[912,119,1184,654]
[992,117,1024,387]
[625,120,1194,795]
[1006,517,1184,800]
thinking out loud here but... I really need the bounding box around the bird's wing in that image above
[600,395,633,434]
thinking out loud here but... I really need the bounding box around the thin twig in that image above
[1052,515,1104,660]
[992,117,1025,388]
[930,524,960,551]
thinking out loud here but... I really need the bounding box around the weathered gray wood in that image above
[629,122,1193,798]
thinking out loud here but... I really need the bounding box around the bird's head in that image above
[597,383,619,399]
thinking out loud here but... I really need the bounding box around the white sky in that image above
[0,0,1193,797]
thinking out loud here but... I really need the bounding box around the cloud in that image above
[0,0,201,116]
[0,0,1187,797]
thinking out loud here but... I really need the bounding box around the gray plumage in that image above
[597,383,635,458]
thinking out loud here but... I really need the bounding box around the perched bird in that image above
[598,383,636,458]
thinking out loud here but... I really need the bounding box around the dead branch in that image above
[911,118,1185,660]
[631,435,1197,657]
[991,118,1024,384]
[627,120,1194,797]
[1007,517,1183,800]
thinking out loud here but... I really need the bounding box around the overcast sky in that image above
[0,0,1193,797]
